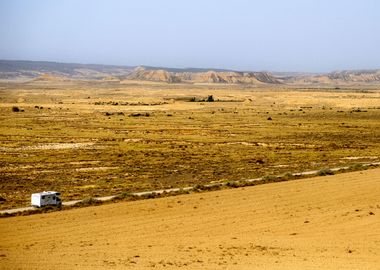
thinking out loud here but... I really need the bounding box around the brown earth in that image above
[1,168,379,269]
[2,60,380,85]
[32,73,71,82]
[112,67,380,85]
[124,67,281,84]
[0,81,380,209]
[126,68,180,83]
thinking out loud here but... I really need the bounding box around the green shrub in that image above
[349,163,363,171]
[74,197,102,207]
[226,181,242,188]
[262,175,278,182]
[281,172,295,180]
[317,168,334,176]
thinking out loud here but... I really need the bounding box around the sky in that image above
[0,0,379,72]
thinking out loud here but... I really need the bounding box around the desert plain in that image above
[0,79,379,209]
[0,78,380,269]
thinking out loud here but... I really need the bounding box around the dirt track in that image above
[1,168,380,269]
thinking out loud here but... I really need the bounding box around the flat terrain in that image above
[0,80,380,209]
[1,168,379,269]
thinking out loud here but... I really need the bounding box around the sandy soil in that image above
[1,169,380,269]
[1,84,380,209]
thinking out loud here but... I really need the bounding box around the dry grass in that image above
[0,80,380,209]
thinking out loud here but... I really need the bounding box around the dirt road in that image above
[1,163,379,215]
[1,168,379,269]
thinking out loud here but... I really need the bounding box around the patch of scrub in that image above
[124,138,143,142]
[69,161,101,165]
[77,185,98,189]
[75,166,119,172]
[0,143,95,151]
[272,164,290,168]
[216,141,317,149]
[341,156,378,160]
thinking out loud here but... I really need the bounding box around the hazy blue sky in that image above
[1,0,379,72]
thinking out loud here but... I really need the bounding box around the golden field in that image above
[0,80,379,209]
[1,168,379,269]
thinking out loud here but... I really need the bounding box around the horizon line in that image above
[1,58,379,75]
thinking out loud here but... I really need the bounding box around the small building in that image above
[31,191,62,207]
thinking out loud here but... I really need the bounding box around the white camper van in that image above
[31,191,62,207]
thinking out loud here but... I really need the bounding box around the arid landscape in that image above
[1,68,379,210]
[0,61,380,269]
[1,168,379,269]
[0,0,380,270]
[2,0,380,268]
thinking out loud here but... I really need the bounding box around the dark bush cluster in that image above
[73,197,102,207]
[12,106,23,112]
[105,112,125,116]
[317,168,335,176]
[129,112,150,117]
[189,95,215,102]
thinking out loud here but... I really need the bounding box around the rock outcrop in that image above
[127,67,181,83]
[125,67,281,84]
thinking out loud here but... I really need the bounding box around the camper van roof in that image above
[33,191,60,196]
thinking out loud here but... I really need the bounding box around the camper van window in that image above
[41,196,45,199]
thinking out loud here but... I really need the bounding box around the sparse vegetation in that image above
[262,175,278,182]
[12,106,20,112]
[349,163,364,171]
[129,112,150,117]
[206,95,214,102]
[0,81,379,210]
[72,197,102,207]
[1,162,379,217]
[317,168,335,176]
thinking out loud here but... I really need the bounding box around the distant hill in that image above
[125,67,281,84]
[127,67,181,83]
[0,60,134,80]
[1,60,379,85]
[32,73,71,82]
[282,69,380,85]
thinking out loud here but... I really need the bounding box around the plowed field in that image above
[1,168,379,269]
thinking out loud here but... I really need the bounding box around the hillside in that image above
[283,69,380,85]
[125,67,281,84]
[126,67,181,83]
[1,169,379,269]
[193,71,281,84]
[32,73,71,82]
[0,60,134,80]
[1,60,380,85]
